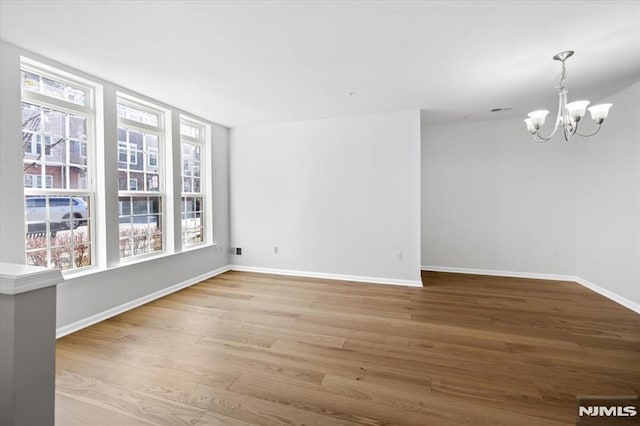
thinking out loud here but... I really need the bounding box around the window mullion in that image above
[65,114,70,190]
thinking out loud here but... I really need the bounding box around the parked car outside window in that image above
[26,196,88,231]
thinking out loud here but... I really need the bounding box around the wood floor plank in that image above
[56,369,207,425]
[138,372,354,426]
[55,270,640,425]
[56,392,159,426]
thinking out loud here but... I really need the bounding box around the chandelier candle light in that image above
[524,51,612,142]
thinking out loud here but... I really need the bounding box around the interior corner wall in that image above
[421,81,640,308]
[421,117,577,276]
[229,110,422,284]
[575,82,640,306]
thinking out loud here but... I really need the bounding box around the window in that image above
[117,103,159,127]
[180,118,206,247]
[70,139,87,158]
[128,143,138,165]
[21,69,87,106]
[18,56,215,274]
[180,123,201,139]
[117,97,164,259]
[21,63,94,271]
[24,174,53,188]
[148,147,158,168]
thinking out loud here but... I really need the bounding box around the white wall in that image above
[421,118,577,276]
[0,41,231,333]
[230,111,422,285]
[575,82,640,305]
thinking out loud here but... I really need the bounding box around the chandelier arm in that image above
[531,132,546,142]
[534,130,553,142]
[532,135,551,143]
[576,123,602,137]
[535,124,559,140]
[535,91,564,141]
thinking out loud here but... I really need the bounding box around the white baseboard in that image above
[422,265,640,315]
[56,264,232,338]
[230,265,423,287]
[421,265,575,282]
[574,276,640,314]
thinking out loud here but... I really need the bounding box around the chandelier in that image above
[524,51,612,142]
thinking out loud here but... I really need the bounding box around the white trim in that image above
[574,276,640,315]
[230,265,423,287]
[422,265,639,315]
[22,90,92,115]
[55,264,231,338]
[0,263,62,295]
[421,265,575,281]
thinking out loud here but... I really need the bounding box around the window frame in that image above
[116,95,167,262]
[21,60,97,273]
[180,117,208,249]
[21,62,94,114]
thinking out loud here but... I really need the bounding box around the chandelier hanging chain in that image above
[523,51,612,142]
[557,60,567,91]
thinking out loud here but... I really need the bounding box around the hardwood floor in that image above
[55,271,640,425]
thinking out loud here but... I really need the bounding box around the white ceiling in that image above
[1,1,639,127]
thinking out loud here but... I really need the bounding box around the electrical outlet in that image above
[236,247,242,255]
[273,246,279,254]
[396,252,403,261]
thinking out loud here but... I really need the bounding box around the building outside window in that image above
[21,63,95,271]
